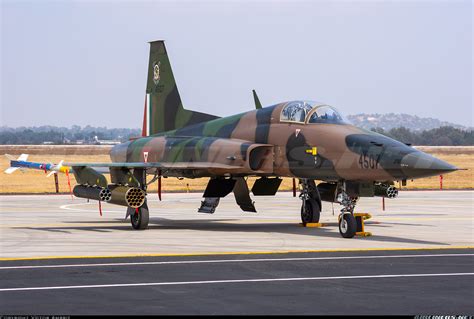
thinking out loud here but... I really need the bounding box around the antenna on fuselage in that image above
[252,89,262,109]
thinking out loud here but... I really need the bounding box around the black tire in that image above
[300,199,321,224]
[339,213,356,238]
[130,204,149,230]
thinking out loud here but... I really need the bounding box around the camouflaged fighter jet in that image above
[8,40,458,238]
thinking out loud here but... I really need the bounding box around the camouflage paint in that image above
[110,41,457,183]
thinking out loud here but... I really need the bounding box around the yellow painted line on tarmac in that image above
[1,246,472,262]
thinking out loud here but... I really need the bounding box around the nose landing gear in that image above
[338,212,357,238]
[337,187,359,238]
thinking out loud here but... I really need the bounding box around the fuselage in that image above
[111,101,457,182]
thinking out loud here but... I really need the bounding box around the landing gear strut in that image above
[126,168,149,230]
[299,179,321,224]
[337,185,358,238]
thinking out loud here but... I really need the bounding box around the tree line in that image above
[0,125,472,146]
[0,126,141,145]
[370,126,473,146]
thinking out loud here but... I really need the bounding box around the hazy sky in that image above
[1,0,472,128]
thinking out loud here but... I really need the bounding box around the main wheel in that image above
[301,199,321,224]
[339,213,356,238]
[130,203,149,230]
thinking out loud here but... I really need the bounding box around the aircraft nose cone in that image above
[401,151,458,179]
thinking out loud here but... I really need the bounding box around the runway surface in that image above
[1,191,473,314]
[0,249,473,314]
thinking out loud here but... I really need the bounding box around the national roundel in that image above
[153,61,161,85]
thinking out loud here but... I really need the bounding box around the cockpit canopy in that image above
[280,101,347,124]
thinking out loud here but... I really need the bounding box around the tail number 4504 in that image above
[358,153,380,169]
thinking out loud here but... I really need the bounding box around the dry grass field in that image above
[0,145,472,194]
[400,146,473,190]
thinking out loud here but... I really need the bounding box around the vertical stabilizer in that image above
[142,41,218,136]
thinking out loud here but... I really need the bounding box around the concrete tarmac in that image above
[0,190,472,259]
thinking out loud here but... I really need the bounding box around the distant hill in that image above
[0,116,472,145]
[347,113,470,131]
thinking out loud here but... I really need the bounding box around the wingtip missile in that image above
[4,154,70,175]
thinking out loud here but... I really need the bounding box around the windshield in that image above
[307,105,346,124]
[280,101,347,124]
[280,101,315,123]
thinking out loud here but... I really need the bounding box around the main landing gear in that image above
[128,201,150,230]
[124,168,150,230]
[299,179,321,224]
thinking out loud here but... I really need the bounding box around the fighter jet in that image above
[6,41,458,238]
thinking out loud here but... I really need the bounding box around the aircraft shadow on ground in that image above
[15,216,448,246]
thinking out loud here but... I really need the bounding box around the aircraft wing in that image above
[63,160,267,187]
[6,157,248,176]
[6,137,275,189]
[63,161,246,171]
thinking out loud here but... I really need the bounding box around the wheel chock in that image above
[354,213,372,237]
[356,231,372,237]
[300,222,326,228]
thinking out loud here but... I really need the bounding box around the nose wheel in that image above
[336,185,359,238]
[338,213,356,238]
